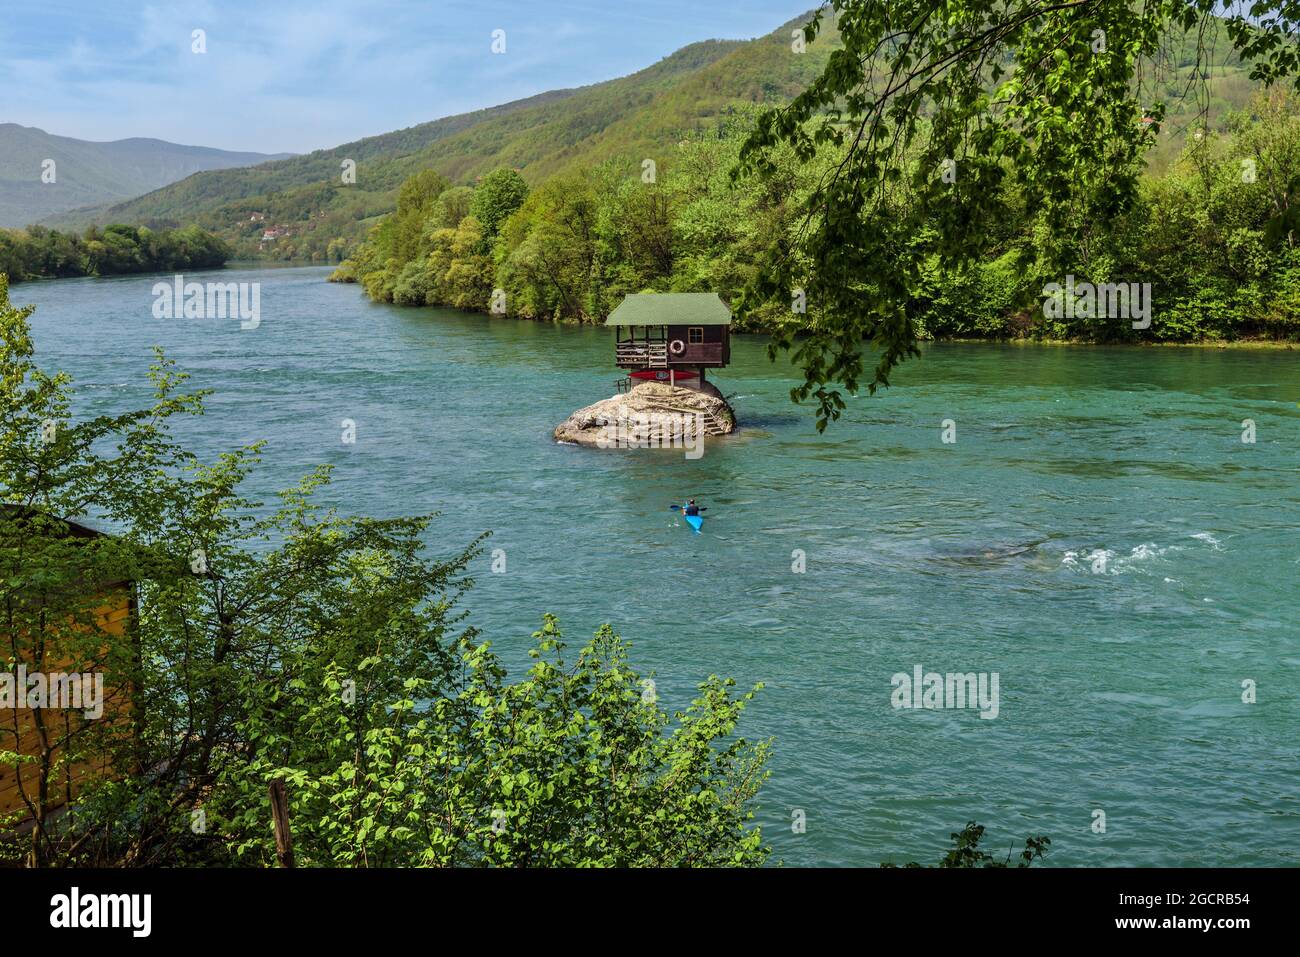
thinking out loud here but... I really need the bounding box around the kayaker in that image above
[684,499,700,517]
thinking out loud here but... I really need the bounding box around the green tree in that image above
[499,168,608,320]
[432,186,475,230]
[736,0,1300,428]
[441,216,494,310]
[470,168,530,241]
[388,169,451,265]
[221,615,769,866]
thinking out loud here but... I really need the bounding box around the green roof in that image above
[604,293,731,326]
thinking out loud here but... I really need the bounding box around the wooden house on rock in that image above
[607,293,731,392]
[552,293,738,448]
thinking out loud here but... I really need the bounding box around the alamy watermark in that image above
[50,887,151,937]
[594,411,704,459]
[152,275,260,329]
[1042,275,1151,330]
[891,665,999,719]
[1,665,104,719]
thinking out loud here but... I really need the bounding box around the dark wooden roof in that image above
[0,504,111,540]
[0,505,133,588]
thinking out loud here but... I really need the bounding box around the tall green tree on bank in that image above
[469,168,530,243]
[735,0,1300,428]
[0,278,770,867]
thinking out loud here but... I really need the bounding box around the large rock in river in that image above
[554,380,736,449]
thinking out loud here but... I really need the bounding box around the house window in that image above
[688,327,704,344]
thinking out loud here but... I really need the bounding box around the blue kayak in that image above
[671,504,704,533]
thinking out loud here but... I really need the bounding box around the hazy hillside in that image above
[374,30,827,185]
[50,31,794,261]
[50,86,584,231]
[51,8,1265,263]
[0,124,292,227]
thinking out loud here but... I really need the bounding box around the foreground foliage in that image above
[0,277,769,867]
[882,822,1051,868]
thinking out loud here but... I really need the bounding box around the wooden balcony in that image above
[615,341,725,369]
[616,342,668,368]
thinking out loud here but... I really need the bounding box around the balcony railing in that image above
[615,341,726,368]
[616,342,668,368]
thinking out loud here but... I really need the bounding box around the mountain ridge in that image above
[0,123,293,227]
[46,37,753,232]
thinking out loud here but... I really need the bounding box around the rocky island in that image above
[553,379,736,449]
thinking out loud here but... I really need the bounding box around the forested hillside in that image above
[45,8,1272,271]
[334,89,1300,344]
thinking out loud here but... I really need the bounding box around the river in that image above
[16,264,1300,866]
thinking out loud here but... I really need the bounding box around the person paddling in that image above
[684,499,700,517]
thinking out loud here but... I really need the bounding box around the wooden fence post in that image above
[268,778,295,868]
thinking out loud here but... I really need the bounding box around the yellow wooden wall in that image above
[0,592,134,824]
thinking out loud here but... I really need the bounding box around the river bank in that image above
[327,267,1300,349]
[935,335,1300,350]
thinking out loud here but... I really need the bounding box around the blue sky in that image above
[2,0,809,155]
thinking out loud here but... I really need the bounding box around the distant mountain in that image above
[0,123,293,227]
[43,82,588,242]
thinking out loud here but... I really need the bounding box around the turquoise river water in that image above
[15,264,1300,866]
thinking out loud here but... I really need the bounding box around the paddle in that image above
[668,505,707,511]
